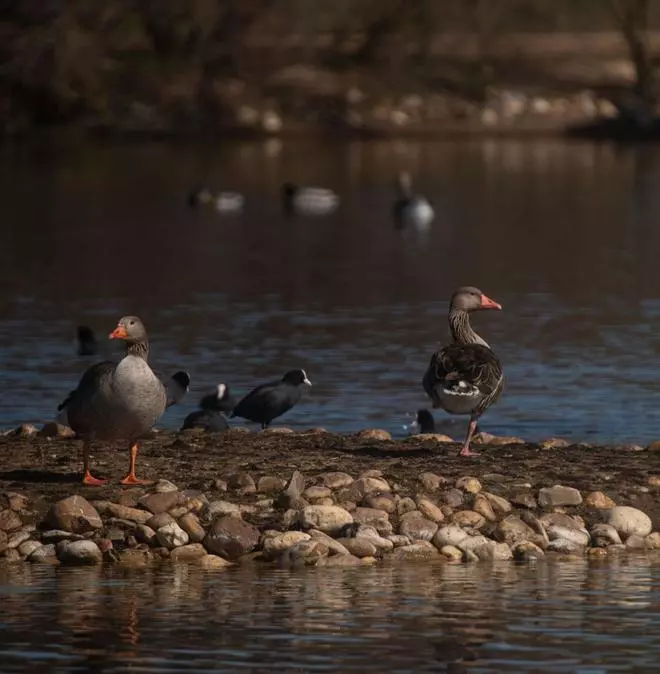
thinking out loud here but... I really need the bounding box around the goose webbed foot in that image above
[459,416,480,458]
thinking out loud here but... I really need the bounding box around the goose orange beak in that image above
[109,325,128,339]
[480,294,502,310]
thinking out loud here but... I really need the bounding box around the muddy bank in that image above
[1,429,660,568]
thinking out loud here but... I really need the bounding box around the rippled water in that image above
[2,139,660,442]
[1,560,660,673]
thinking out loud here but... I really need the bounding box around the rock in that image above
[590,523,622,547]
[300,505,353,536]
[472,431,496,444]
[40,529,84,544]
[214,479,228,492]
[153,479,178,493]
[39,422,75,438]
[472,494,497,522]
[303,486,332,501]
[178,513,206,543]
[584,491,616,509]
[489,435,525,445]
[418,472,446,491]
[336,537,378,558]
[18,540,42,557]
[307,529,350,555]
[352,507,392,535]
[433,525,469,549]
[279,540,327,566]
[93,502,153,524]
[473,541,513,561]
[539,437,570,449]
[114,549,154,567]
[356,429,391,441]
[44,496,102,533]
[626,534,647,550]
[399,511,438,541]
[202,500,242,521]
[539,512,585,530]
[146,513,175,530]
[156,522,189,549]
[203,516,260,560]
[513,541,545,561]
[275,471,306,509]
[355,526,394,552]
[389,541,439,561]
[451,510,485,529]
[282,509,299,530]
[2,492,30,511]
[396,497,417,516]
[455,477,482,494]
[439,545,463,561]
[29,543,57,561]
[645,532,660,550]
[317,554,364,567]
[387,534,411,548]
[482,492,513,515]
[546,525,590,547]
[509,489,537,509]
[3,549,21,563]
[317,472,354,489]
[607,506,652,538]
[170,544,207,562]
[257,476,287,493]
[339,477,391,504]
[0,509,22,533]
[12,423,38,437]
[416,498,445,524]
[495,515,536,545]
[537,485,582,507]
[7,530,29,549]
[263,531,311,558]
[546,539,584,554]
[135,524,158,546]
[138,491,179,515]
[363,492,396,513]
[441,489,464,508]
[198,554,232,569]
[456,535,493,554]
[227,472,257,495]
[58,540,103,565]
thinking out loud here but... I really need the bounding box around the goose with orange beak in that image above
[422,287,504,457]
[57,316,189,485]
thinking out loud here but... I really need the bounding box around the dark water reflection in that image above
[2,139,660,441]
[1,560,660,673]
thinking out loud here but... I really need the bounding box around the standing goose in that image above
[58,316,188,485]
[394,171,435,230]
[422,287,503,456]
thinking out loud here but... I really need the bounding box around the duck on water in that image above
[422,287,503,456]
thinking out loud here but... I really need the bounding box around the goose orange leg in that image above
[82,440,107,486]
[459,416,480,457]
[120,442,152,485]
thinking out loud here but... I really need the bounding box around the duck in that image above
[57,316,189,485]
[180,383,234,432]
[76,325,98,356]
[412,409,436,434]
[281,183,339,215]
[422,286,503,456]
[231,369,312,429]
[394,171,435,230]
[187,187,244,214]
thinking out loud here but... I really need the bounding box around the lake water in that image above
[1,559,660,673]
[1,138,660,442]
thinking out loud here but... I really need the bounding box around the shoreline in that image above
[1,429,659,568]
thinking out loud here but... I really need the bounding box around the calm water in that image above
[2,139,660,442]
[1,560,660,672]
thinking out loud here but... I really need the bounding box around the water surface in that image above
[1,139,660,442]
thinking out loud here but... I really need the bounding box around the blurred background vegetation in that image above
[1,0,659,135]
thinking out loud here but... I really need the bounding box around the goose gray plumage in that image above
[58,316,188,485]
[422,287,503,456]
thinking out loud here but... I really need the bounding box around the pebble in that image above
[300,505,353,535]
[156,522,189,549]
[399,511,438,541]
[275,471,306,509]
[418,472,446,491]
[396,497,417,516]
[483,492,513,515]
[257,476,287,493]
[317,554,364,567]
[178,513,206,543]
[512,541,545,561]
[537,485,582,507]
[203,500,242,521]
[451,510,486,529]
[508,489,537,509]
[44,496,102,533]
[227,472,257,495]
[317,472,353,489]
[18,540,42,557]
[147,513,175,530]
[590,523,622,547]
[356,429,391,441]
[303,486,332,501]
[472,494,497,522]
[307,529,351,555]
[58,540,103,565]
[135,524,158,546]
[337,537,378,558]
[198,554,232,569]
[7,530,31,549]
[0,509,24,533]
[355,526,394,552]
[646,532,660,550]
[455,477,482,494]
[495,515,537,545]
[170,544,208,562]
[546,524,590,547]
[138,491,178,515]
[389,541,439,561]
[607,506,652,537]
[352,507,392,535]
[263,531,311,557]
[29,543,57,561]
[433,525,469,548]
[203,515,260,560]
[94,502,153,524]
[154,479,179,493]
[363,492,396,513]
[441,489,464,508]
[584,491,616,509]
[439,545,463,561]
[416,498,445,523]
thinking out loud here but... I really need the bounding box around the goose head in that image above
[109,316,149,344]
[450,287,502,312]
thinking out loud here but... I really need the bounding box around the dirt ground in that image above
[2,429,660,526]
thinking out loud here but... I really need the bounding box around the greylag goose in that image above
[188,187,244,214]
[180,383,234,432]
[58,316,189,485]
[394,171,434,230]
[422,287,503,456]
[231,369,312,429]
[76,325,98,356]
[282,183,339,215]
